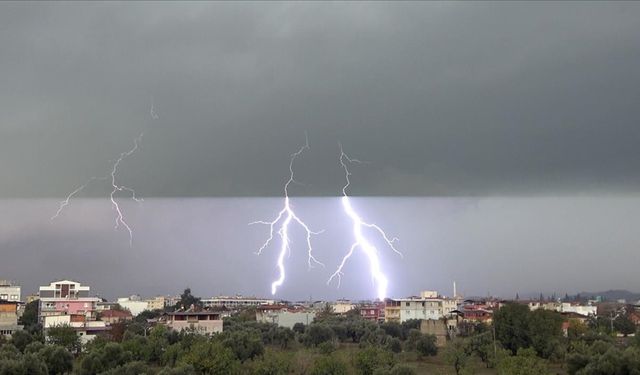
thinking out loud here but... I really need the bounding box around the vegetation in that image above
[3,295,640,374]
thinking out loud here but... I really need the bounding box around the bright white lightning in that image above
[250,136,324,295]
[51,134,144,246]
[328,145,402,301]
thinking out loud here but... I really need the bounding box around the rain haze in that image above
[1,2,640,299]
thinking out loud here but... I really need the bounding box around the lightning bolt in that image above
[51,133,144,247]
[250,135,324,295]
[328,144,402,301]
[150,97,159,120]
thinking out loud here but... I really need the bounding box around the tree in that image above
[443,338,472,375]
[310,356,348,375]
[497,348,549,375]
[46,325,80,354]
[11,330,35,353]
[387,337,402,354]
[493,303,531,355]
[179,340,239,375]
[176,288,202,310]
[292,323,305,335]
[19,300,39,331]
[354,346,395,375]
[39,345,73,375]
[222,331,264,362]
[416,334,438,357]
[614,315,636,336]
[302,324,334,347]
[248,350,292,375]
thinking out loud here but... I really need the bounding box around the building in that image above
[201,296,274,309]
[420,319,450,347]
[99,309,133,325]
[43,314,109,345]
[359,303,385,322]
[385,291,458,323]
[146,296,166,311]
[256,305,316,328]
[159,310,223,334]
[38,280,106,344]
[0,280,21,302]
[38,280,101,322]
[0,301,22,337]
[332,299,356,314]
[117,295,149,316]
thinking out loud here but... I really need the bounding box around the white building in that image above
[385,291,458,323]
[43,314,108,345]
[332,299,356,314]
[202,296,274,309]
[117,295,149,316]
[0,280,21,302]
[255,305,316,328]
[160,311,223,334]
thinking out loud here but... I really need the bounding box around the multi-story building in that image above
[117,295,148,316]
[38,280,101,321]
[146,296,166,311]
[159,310,223,334]
[38,280,106,344]
[202,296,274,309]
[359,303,385,322]
[385,291,458,323]
[333,299,356,315]
[0,301,22,337]
[0,280,21,302]
[255,305,316,328]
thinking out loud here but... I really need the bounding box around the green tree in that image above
[222,330,264,362]
[176,288,202,310]
[493,303,531,355]
[39,345,73,375]
[310,355,348,375]
[497,348,549,375]
[443,338,472,375]
[354,346,396,375]
[302,324,335,347]
[614,315,636,336]
[179,340,239,375]
[416,334,438,357]
[248,350,292,375]
[19,300,40,332]
[11,330,35,353]
[46,325,80,354]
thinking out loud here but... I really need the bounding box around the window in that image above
[405,302,410,307]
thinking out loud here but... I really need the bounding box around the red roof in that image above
[101,309,133,318]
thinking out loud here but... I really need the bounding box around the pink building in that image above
[38,280,107,343]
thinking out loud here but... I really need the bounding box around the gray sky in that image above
[1,2,640,197]
[2,3,640,300]
[2,197,639,300]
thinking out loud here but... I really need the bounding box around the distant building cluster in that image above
[2,277,640,347]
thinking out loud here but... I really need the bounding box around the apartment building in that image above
[385,291,458,323]
[0,280,21,302]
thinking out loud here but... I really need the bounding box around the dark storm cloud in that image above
[1,2,640,197]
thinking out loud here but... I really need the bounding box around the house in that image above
[100,309,133,324]
[385,291,458,323]
[159,310,223,334]
[201,295,274,310]
[0,280,21,302]
[256,305,316,328]
[43,314,110,345]
[0,301,22,337]
[333,299,356,314]
[38,280,106,344]
[420,319,449,347]
[360,303,385,322]
[146,296,166,311]
[117,295,149,316]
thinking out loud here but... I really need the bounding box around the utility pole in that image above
[492,323,497,360]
